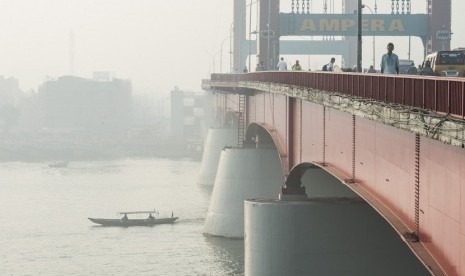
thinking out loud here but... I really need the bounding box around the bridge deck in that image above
[209,72,465,119]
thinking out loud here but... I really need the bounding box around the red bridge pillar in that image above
[258,0,279,70]
[427,0,452,53]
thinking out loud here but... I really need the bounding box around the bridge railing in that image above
[211,72,465,118]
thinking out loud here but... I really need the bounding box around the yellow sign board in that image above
[300,18,405,32]
[279,14,429,37]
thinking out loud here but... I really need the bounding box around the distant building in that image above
[131,95,157,128]
[92,71,112,82]
[0,76,22,130]
[170,87,206,144]
[38,75,131,130]
[0,76,22,106]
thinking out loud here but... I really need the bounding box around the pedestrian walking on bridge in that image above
[292,60,302,71]
[380,42,399,74]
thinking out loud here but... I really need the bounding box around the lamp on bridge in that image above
[247,0,258,73]
[219,36,231,74]
[250,30,258,70]
[205,50,221,73]
[357,0,362,72]
[361,4,376,68]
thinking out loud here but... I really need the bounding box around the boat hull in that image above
[88,217,178,227]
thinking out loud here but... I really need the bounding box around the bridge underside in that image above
[238,121,438,274]
[245,165,431,275]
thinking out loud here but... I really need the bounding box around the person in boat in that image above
[122,214,128,221]
[148,213,155,220]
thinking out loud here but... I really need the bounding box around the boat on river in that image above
[88,210,178,227]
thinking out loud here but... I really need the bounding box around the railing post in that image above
[402,78,405,105]
[463,82,465,118]
[422,79,425,109]
[448,80,451,114]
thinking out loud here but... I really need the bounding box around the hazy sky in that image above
[1,0,464,96]
[0,0,233,96]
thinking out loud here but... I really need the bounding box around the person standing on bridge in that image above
[323,57,336,72]
[276,57,287,71]
[419,60,435,76]
[367,65,376,73]
[292,60,302,71]
[407,62,418,75]
[380,42,399,74]
[256,60,265,71]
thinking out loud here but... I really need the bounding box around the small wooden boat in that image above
[88,210,178,227]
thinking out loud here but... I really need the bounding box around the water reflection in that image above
[1,158,245,275]
[45,161,123,175]
[205,236,244,276]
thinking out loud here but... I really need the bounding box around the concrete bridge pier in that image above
[203,143,283,238]
[244,167,431,276]
[197,127,238,186]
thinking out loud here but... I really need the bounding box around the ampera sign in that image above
[300,18,404,32]
[279,14,429,37]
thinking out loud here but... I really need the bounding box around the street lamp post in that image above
[357,0,362,72]
[250,30,258,70]
[229,23,234,73]
[220,36,231,73]
[205,50,221,73]
[247,0,257,72]
[267,0,272,70]
[362,4,376,68]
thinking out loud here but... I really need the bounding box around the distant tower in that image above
[69,29,76,76]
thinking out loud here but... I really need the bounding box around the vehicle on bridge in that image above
[422,50,465,77]
[398,59,415,75]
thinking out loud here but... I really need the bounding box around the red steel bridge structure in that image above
[205,71,465,275]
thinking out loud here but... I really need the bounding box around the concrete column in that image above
[197,128,238,186]
[244,198,429,276]
[204,146,283,238]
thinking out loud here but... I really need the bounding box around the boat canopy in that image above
[118,210,158,215]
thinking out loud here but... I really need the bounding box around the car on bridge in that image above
[399,59,416,75]
[421,50,465,77]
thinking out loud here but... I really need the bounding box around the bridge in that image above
[197,1,462,275]
[200,71,465,275]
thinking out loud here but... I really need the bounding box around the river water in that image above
[0,158,244,276]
